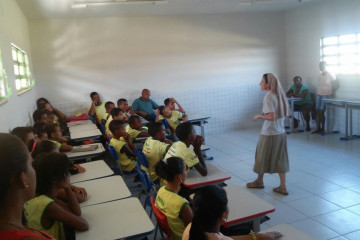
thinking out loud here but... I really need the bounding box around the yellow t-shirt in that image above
[53,114,59,124]
[105,115,113,137]
[102,112,111,121]
[24,195,65,240]
[125,125,141,142]
[159,110,183,132]
[164,141,199,169]
[95,102,106,123]
[49,140,62,149]
[110,137,136,172]
[155,186,189,240]
[142,137,170,181]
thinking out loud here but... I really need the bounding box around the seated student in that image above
[155,157,193,240]
[125,115,150,142]
[132,89,159,121]
[10,127,38,153]
[33,123,48,141]
[156,105,187,133]
[24,153,88,240]
[105,108,125,138]
[286,76,313,131]
[165,122,207,176]
[164,97,185,113]
[0,134,55,240]
[33,109,48,125]
[142,122,172,182]
[46,123,73,152]
[88,92,106,123]
[182,185,282,240]
[117,98,134,123]
[39,100,67,124]
[44,110,55,125]
[109,120,137,172]
[103,101,115,122]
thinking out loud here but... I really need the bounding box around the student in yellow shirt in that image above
[155,157,193,240]
[164,97,185,113]
[105,108,125,138]
[88,92,106,123]
[126,115,150,142]
[156,105,187,133]
[142,122,172,182]
[33,109,48,125]
[37,98,67,124]
[103,101,115,122]
[24,153,88,240]
[46,123,73,152]
[117,98,134,123]
[165,122,207,176]
[109,120,137,172]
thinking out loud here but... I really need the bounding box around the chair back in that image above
[135,162,152,191]
[150,196,172,239]
[161,119,170,130]
[106,143,118,160]
[135,148,149,168]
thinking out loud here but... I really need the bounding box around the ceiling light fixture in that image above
[71,0,168,9]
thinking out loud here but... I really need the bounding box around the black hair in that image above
[33,152,70,195]
[263,73,269,84]
[164,98,171,106]
[44,109,54,116]
[158,105,166,115]
[189,185,228,240]
[110,108,123,118]
[128,115,140,126]
[33,123,47,138]
[45,123,60,138]
[109,119,124,134]
[90,92,98,99]
[117,98,128,106]
[0,134,29,205]
[148,122,163,138]
[32,109,47,122]
[31,140,58,159]
[175,122,193,141]
[293,76,302,82]
[155,157,185,182]
[105,101,115,109]
[36,97,49,109]
[10,127,33,143]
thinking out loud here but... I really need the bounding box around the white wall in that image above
[0,0,38,132]
[29,13,286,132]
[285,0,360,134]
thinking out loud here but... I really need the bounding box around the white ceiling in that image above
[16,0,327,19]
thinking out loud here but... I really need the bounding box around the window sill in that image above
[17,87,32,96]
[0,98,8,106]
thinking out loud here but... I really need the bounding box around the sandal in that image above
[273,187,288,195]
[246,180,264,189]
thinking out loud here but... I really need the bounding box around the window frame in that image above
[0,47,11,105]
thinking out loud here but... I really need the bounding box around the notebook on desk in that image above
[71,144,99,152]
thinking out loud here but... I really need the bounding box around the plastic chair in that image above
[150,196,172,240]
[134,148,154,182]
[135,162,157,212]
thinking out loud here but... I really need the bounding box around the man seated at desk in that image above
[132,89,159,122]
[286,76,313,131]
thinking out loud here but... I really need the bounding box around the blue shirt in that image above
[132,97,159,115]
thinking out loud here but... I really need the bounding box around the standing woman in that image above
[0,133,54,239]
[247,73,291,195]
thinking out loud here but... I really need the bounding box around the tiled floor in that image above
[203,128,360,240]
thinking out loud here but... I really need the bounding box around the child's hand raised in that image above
[193,135,203,149]
[155,109,160,115]
[122,132,131,141]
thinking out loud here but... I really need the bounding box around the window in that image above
[320,33,360,75]
[11,44,34,94]
[0,47,11,101]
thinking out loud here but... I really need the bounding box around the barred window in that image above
[12,44,34,94]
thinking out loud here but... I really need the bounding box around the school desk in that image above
[67,120,93,127]
[222,185,275,232]
[69,128,102,142]
[76,198,154,240]
[187,113,210,143]
[65,143,105,162]
[69,123,97,132]
[260,224,314,240]
[70,160,113,184]
[287,97,303,133]
[74,175,131,207]
[183,162,231,190]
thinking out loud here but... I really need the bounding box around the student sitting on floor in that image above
[10,127,38,154]
[33,123,48,141]
[142,122,172,182]
[164,97,185,113]
[109,120,137,172]
[125,115,150,142]
[33,109,48,125]
[117,98,134,123]
[105,108,125,138]
[46,123,73,152]
[165,122,207,176]
[156,105,187,134]
[155,157,193,240]
[102,101,115,122]
[24,153,88,240]
[88,92,106,123]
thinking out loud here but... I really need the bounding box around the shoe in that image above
[311,129,321,134]
[306,126,311,132]
[246,180,264,189]
[273,187,288,195]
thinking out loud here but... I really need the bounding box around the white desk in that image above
[67,120,93,127]
[70,160,113,184]
[76,198,154,240]
[65,143,105,162]
[222,185,275,232]
[183,162,231,190]
[74,175,131,207]
[261,224,313,240]
[69,123,97,133]
[70,128,102,141]
[287,98,303,133]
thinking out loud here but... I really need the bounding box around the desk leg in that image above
[290,101,294,132]
[349,105,353,137]
[252,218,261,232]
[345,104,349,139]
[200,120,205,144]
[326,103,329,133]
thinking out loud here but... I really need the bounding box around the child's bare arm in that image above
[88,99,96,116]
[192,135,207,176]
[52,108,67,122]
[171,98,185,113]
[155,109,161,122]
[60,143,73,152]
[138,130,150,138]
[182,113,188,122]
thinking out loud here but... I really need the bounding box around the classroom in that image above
[1,0,360,239]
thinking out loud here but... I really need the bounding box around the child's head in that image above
[36,97,49,109]
[45,110,54,124]
[109,119,125,137]
[190,185,228,240]
[155,157,186,182]
[164,98,175,111]
[105,101,115,113]
[148,122,166,141]
[10,127,37,152]
[110,108,124,120]
[32,109,48,124]
[158,105,171,118]
[90,92,101,106]
[33,152,70,195]
[33,123,48,141]
[45,123,62,140]
[129,115,142,130]
[31,140,59,159]
[175,122,196,143]
[117,98,129,111]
